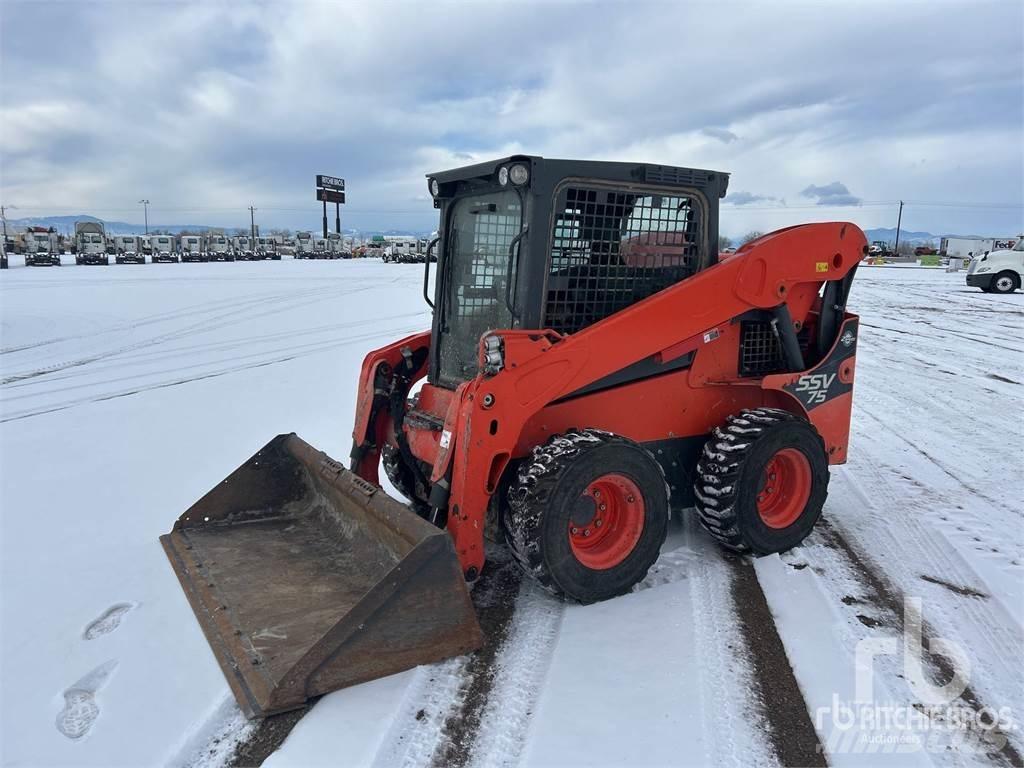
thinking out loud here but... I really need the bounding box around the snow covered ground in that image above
[1,261,1021,767]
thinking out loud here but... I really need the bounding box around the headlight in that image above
[977,267,991,273]
[509,164,529,185]
[429,178,440,197]
[498,166,509,186]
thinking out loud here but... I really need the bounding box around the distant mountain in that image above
[5,215,217,236]
[864,227,938,245]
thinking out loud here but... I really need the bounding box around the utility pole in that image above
[249,206,257,241]
[893,200,904,257]
[138,199,150,234]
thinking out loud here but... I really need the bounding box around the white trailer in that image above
[113,235,144,264]
[180,235,205,262]
[150,235,179,263]
[940,236,1019,259]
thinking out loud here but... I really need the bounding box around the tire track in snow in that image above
[857,399,1018,521]
[0,323,422,422]
[1,284,370,384]
[834,466,1024,723]
[367,550,551,768]
[816,519,1023,766]
[730,555,827,767]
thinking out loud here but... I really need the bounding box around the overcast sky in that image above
[1,0,1022,238]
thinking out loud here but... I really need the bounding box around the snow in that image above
[2,261,1021,767]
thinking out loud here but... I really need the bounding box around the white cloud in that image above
[0,0,1020,237]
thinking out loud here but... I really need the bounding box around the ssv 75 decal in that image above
[794,373,836,404]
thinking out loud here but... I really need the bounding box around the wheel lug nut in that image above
[571,527,579,534]
[584,529,591,536]
[769,473,776,481]
[627,495,635,503]
[595,519,603,528]
[599,504,606,511]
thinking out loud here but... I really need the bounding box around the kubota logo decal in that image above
[794,373,836,404]
[841,329,856,347]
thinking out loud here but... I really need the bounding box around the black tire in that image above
[505,429,669,602]
[382,444,430,517]
[695,408,829,554]
[991,271,1019,295]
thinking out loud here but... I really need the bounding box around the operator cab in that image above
[425,156,729,387]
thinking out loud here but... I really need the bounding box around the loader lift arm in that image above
[357,222,866,577]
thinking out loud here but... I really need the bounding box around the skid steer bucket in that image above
[160,434,483,718]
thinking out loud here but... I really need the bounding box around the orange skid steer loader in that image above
[162,156,864,717]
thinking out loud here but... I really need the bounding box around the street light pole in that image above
[138,199,150,234]
[249,205,257,241]
[893,200,904,257]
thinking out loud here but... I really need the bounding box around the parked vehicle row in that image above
[294,232,351,259]
[5,221,427,268]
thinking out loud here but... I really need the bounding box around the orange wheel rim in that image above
[756,448,811,529]
[568,473,645,570]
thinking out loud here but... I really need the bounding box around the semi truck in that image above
[232,236,254,261]
[326,232,345,259]
[74,221,108,265]
[113,235,144,264]
[205,234,234,261]
[151,235,179,263]
[294,231,316,258]
[255,237,281,260]
[24,228,61,266]
[383,236,420,263]
[180,235,206,262]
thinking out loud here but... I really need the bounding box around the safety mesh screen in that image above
[739,321,786,376]
[544,186,701,335]
[739,322,813,376]
[438,190,523,383]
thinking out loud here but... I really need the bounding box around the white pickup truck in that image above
[966,239,1023,294]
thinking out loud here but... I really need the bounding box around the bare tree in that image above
[718,235,732,251]
[740,230,764,245]
[896,240,916,256]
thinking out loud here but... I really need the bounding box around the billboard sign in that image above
[316,189,346,204]
[316,175,345,191]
